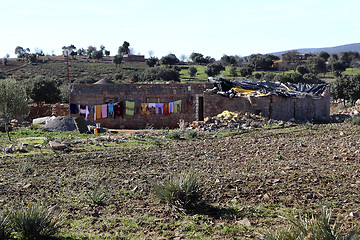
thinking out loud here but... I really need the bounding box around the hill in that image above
[269,42,360,56]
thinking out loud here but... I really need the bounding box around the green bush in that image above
[260,207,360,240]
[153,171,204,212]
[167,130,182,140]
[11,204,63,240]
[87,187,108,206]
[346,116,360,125]
[186,130,198,139]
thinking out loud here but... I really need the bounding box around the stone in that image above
[236,218,251,227]
[49,141,67,150]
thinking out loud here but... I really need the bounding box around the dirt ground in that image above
[1,121,360,239]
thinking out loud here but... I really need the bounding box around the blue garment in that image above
[70,104,78,114]
[108,103,114,118]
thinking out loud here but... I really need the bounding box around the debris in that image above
[191,110,292,132]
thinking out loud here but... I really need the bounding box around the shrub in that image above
[346,116,360,125]
[18,161,35,176]
[0,210,12,240]
[11,204,63,240]
[167,130,182,140]
[87,187,108,206]
[260,207,360,240]
[186,130,198,139]
[153,171,204,212]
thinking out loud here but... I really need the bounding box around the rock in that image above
[236,218,251,227]
[350,212,359,218]
[49,141,68,150]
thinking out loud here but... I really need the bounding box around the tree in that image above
[306,56,327,75]
[330,61,346,74]
[318,51,330,62]
[296,65,309,75]
[205,63,225,77]
[77,48,86,56]
[188,66,197,79]
[93,50,103,61]
[87,46,97,59]
[118,41,130,55]
[190,52,213,65]
[0,78,28,141]
[15,46,29,61]
[239,66,253,77]
[145,57,159,67]
[160,54,179,67]
[229,66,238,77]
[220,55,237,66]
[113,54,123,68]
[24,76,61,104]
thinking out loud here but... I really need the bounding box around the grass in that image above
[260,207,360,240]
[10,204,63,240]
[153,171,204,212]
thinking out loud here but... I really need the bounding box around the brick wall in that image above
[70,83,212,128]
[70,83,330,129]
[204,87,330,122]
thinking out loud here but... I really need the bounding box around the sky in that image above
[1,0,360,60]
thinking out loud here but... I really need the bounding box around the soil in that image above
[1,122,360,239]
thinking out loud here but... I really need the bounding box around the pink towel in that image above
[101,104,107,118]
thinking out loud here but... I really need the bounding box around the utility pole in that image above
[63,49,71,104]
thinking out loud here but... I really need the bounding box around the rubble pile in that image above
[190,110,291,132]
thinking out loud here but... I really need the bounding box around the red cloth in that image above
[79,105,86,117]
[163,103,170,116]
[114,101,124,117]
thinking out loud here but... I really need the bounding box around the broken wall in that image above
[204,85,330,122]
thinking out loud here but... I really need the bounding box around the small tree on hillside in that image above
[160,54,180,67]
[0,78,28,141]
[146,57,159,67]
[188,66,197,79]
[205,63,225,77]
[93,50,103,62]
[24,76,61,104]
[113,55,123,68]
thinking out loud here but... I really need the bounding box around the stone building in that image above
[69,79,330,129]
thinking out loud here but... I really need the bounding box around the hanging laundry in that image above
[114,101,124,117]
[148,103,156,114]
[163,103,170,116]
[126,101,135,116]
[79,105,87,118]
[101,104,107,118]
[108,103,114,118]
[174,100,182,113]
[70,104,78,114]
[141,103,150,115]
[155,103,164,114]
[169,102,175,113]
[95,105,102,119]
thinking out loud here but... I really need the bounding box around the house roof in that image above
[93,78,115,84]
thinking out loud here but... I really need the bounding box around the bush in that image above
[11,204,63,240]
[186,130,198,139]
[87,187,108,206]
[153,171,204,212]
[135,67,180,82]
[167,130,182,140]
[346,116,360,125]
[260,207,360,240]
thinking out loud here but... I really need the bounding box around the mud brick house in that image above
[69,79,330,129]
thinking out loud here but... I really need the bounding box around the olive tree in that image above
[0,78,28,141]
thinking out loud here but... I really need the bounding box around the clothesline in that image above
[69,100,182,120]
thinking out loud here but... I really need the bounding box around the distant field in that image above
[2,57,360,84]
